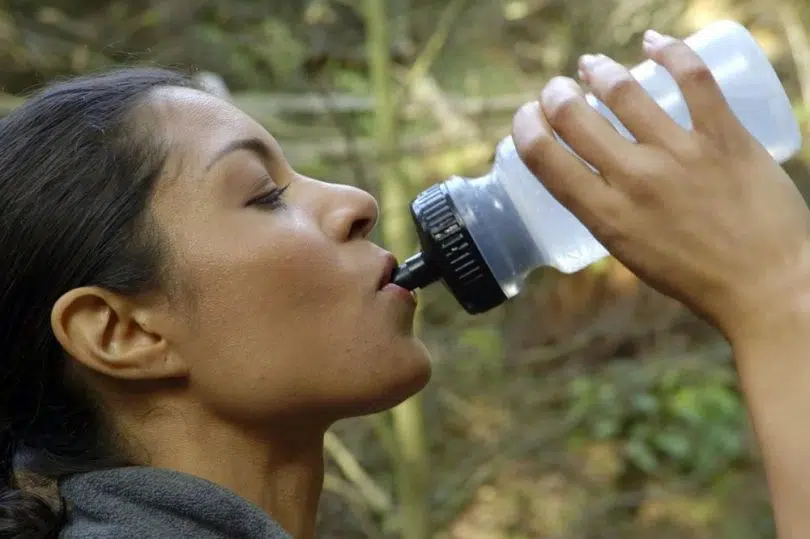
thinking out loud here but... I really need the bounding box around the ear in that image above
[50,287,189,381]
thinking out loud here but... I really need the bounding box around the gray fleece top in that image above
[58,466,291,538]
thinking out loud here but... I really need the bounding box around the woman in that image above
[0,68,430,539]
[0,28,806,539]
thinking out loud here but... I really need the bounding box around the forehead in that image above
[146,86,272,169]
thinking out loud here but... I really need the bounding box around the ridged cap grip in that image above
[410,182,506,314]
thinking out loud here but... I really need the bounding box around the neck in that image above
[122,414,327,539]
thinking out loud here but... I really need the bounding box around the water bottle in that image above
[390,19,803,315]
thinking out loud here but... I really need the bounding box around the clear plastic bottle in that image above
[391,20,803,314]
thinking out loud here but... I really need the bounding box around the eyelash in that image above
[247,184,289,210]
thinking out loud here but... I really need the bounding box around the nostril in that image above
[348,217,374,239]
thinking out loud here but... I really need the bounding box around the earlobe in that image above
[51,287,189,381]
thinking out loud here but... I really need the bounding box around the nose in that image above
[321,182,380,241]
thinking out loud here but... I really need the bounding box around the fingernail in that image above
[512,100,548,153]
[578,54,601,72]
[643,29,676,47]
[541,77,581,112]
[577,54,602,81]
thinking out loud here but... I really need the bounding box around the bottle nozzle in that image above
[390,180,509,314]
[391,251,440,291]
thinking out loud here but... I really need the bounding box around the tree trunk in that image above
[363,1,431,539]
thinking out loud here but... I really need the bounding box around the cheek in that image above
[169,221,371,413]
[185,227,352,346]
[177,208,346,310]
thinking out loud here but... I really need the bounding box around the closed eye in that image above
[247,184,289,210]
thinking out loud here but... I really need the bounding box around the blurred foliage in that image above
[3,0,810,538]
[567,360,749,481]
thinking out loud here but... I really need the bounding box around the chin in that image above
[374,362,432,413]
[343,343,433,418]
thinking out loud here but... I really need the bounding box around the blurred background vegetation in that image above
[3,0,810,537]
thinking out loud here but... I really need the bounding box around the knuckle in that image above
[655,41,716,87]
[595,195,624,224]
[617,161,662,199]
[512,102,553,169]
[712,130,747,156]
[545,96,580,129]
[546,186,577,211]
[555,192,611,238]
[582,186,625,221]
[622,174,653,200]
[589,204,625,245]
[672,58,714,88]
[671,136,705,163]
[679,62,714,88]
[602,73,639,109]
[655,39,688,62]
[514,130,553,172]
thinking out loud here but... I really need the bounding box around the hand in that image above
[511,29,810,341]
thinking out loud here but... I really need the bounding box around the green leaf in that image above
[597,383,618,403]
[631,392,659,415]
[594,418,620,439]
[668,387,704,425]
[653,430,691,461]
[625,438,658,473]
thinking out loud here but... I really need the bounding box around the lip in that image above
[378,253,417,306]
[378,253,399,290]
[381,281,417,306]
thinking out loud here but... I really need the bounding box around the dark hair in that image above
[0,68,192,538]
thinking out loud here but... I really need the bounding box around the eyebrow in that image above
[205,137,273,172]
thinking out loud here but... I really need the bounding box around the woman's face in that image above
[144,86,431,426]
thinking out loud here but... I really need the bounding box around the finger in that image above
[539,76,640,176]
[642,29,745,138]
[511,99,623,227]
[577,53,693,149]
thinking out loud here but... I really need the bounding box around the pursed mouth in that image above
[378,253,399,290]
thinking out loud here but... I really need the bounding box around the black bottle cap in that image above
[392,182,507,314]
[391,251,440,290]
